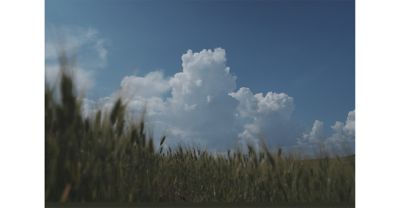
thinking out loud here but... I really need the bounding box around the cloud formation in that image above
[230,87,295,147]
[45,26,108,93]
[92,48,306,151]
[98,49,239,149]
[298,110,355,154]
[44,26,354,152]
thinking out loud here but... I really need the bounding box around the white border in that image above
[357,0,400,207]
[0,0,44,207]
[1,0,400,207]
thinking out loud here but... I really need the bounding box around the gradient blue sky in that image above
[46,0,354,136]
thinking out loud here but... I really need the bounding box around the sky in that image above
[45,0,355,152]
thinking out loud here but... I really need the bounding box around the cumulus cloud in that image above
[300,120,325,144]
[229,87,295,148]
[88,48,302,150]
[326,110,355,147]
[120,71,170,99]
[44,24,355,153]
[298,110,355,154]
[162,49,239,147]
[98,48,238,149]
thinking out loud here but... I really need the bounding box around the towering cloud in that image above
[45,27,354,152]
[229,87,295,147]
[94,48,303,150]
[102,48,239,149]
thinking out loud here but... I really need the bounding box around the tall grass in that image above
[45,57,355,204]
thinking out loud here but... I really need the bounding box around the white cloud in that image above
[168,48,236,108]
[300,120,325,144]
[229,87,295,147]
[156,48,239,149]
[298,110,355,154]
[120,71,170,99]
[76,47,353,152]
[45,26,108,93]
[43,24,355,153]
[326,110,355,144]
[45,64,94,95]
[46,26,107,67]
[89,48,299,150]
[229,87,294,121]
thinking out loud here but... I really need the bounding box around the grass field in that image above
[45,63,355,205]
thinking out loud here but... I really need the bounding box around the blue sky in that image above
[46,0,355,150]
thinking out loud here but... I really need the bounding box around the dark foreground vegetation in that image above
[45,60,354,205]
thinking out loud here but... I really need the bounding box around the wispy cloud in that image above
[45,26,108,93]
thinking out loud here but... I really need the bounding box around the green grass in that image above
[45,59,355,204]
